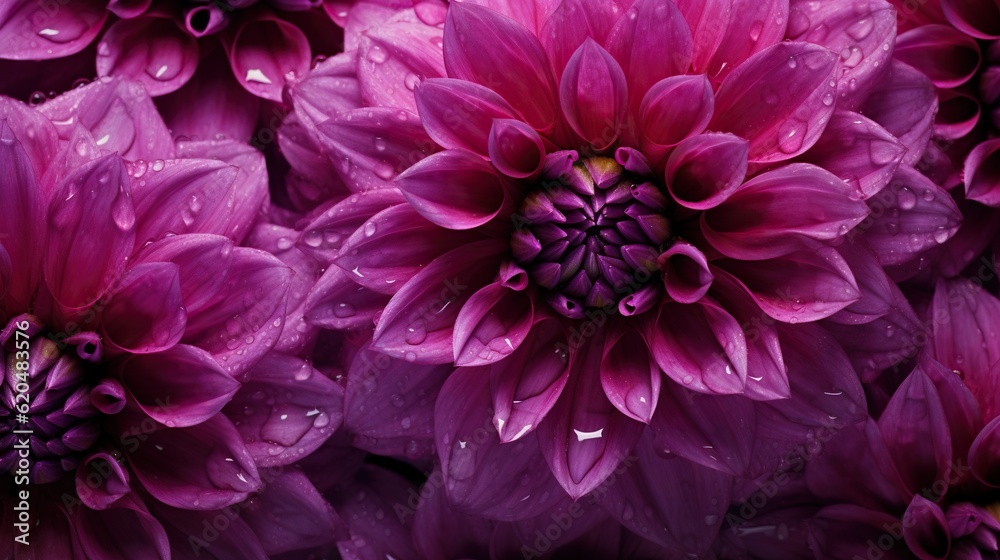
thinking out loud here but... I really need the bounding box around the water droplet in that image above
[276,237,293,250]
[367,45,388,64]
[151,160,165,172]
[897,187,917,210]
[405,320,427,345]
[333,303,356,318]
[846,17,874,40]
[364,221,377,237]
[303,230,323,248]
[777,120,807,154]
[400,417,412,429]
[840,46,863,68]
[749,20,763,41]
[786,56,798,69]
[28,91,46,105]
[704,515,718,526]
[374,162,395,180]
[934,228,950,244]
[821,92,834,106]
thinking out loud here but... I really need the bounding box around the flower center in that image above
[511,157,672,318]
[1,316,118,485]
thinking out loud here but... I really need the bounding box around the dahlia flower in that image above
[284,0,963,554]
[0,78,345,557]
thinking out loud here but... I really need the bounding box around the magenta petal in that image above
[970,416,1000,487]
[935,89,981,140]
[638,74,714,163]
[0,96,59,182]
[895,24,981,89]
[303,266,391,330]
[826,239,894,325]
[676,0,787,82]
[786,0,896,110]
[288,51,361,129]
[965,138,1000,206]
[488,118,546,178]
[372,239,506,363]
[132,234,235,316]
[647,298,748,395]
[183,4,230,36]
[45,154,135,310]
[902,496,951,560]
[242,470,342,555]
[861,165,962,266]
[454,282,534,366]
[606,0,693,110]
[107,0,152,18]
[297,187,405,264]
[336,204,478,296]
[878,366,953,497]
[444,2,559,132]
[102,262,186,354]
[317,107,436,190]
[859,60,937,167]
[96,16,200,97]
[120,345,239,428]
[123,412,260,510]
[702,163,869,260]
[343,346,447,458]
[182,248,291,377]
[38,77,175,161]
[0,0,107,59]
[711,42,836,162]
[600,326,660,423]
[435,367,564,521]
[226,353,343,466]
[0,121,44,312]
[539,0,620,77]
[415,77,519,155]
[396,149,508,230]
[658,241,713,304]
[229,14,311,101]
[597,433,733,553]
[717,246,860,323]
[76,498,169,560]
[801,110,905,200]
[357,9,446,113]
[76,453,130,510]
[538,338,644,499]
[664,132,748,210]
[651,385,755,476]
[559,39,628,150]
[942,0,1000,39]
[490,316,571,442]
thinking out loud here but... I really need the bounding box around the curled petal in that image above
[902,496,951,560]
[102,262,186,354]
[711,42,837,162]
[935,89,980,140]
[895,24,981,89]
[970,416,1000,487]
[184,5,230,37]
[0,0,107,59]
[965,138,1000,206]
[96,16,200,97]
[658,241,713,304]
[488,118,546,178]
[415,77,519,155]
[454,282,534,366]
[229,15,311,101]
[942,0,1000,39]
[859,61,936,166]
[601,326,660,423]
[76,453,131,511]
[664,132,747,210]
[396,149,508,230]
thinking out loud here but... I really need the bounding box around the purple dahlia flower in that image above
[280,0,967,554]
[0,78,346,557]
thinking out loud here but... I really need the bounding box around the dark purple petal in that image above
[412,477,492,560]
[242,469,342,555]
[96,16,200,96]
[150,501,267,560]
[902,496,951,560]
[454,282,534,366]
[76,452,130,510]
[131,234,235,316]
[229,14,311,101]
[965,138,1000,206]
[942,0,1000,39]
[600,326,660,423]
[304,266,391,330]
[710,42,837,162]
[970,416,1000,487]
[102,262,186,354]
[0,0,107,59]
[76,497,170,560]
[658,241,713,304]
[895,24,981,89]
[329,465,416,559]
[0,120,44,313]
[488,118,546,178]
[859,61,937,166]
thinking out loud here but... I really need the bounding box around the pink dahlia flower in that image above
[0,78,346,557]
[282,0,961,554]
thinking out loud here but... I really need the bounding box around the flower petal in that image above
[131,234,235,316]
[902,496,951,560]
[45,154,135,310]
[970,416,1000,488]
[415,77,519,155]
[149,501,267,560]
[710,42,837,162]
[75,497,169,560]
[490,316,570,442]
[488,118,547,178]
[297,187,406,264]
[102,262,186,354]
[229,14,311,101]
[0,120,44,312]
[702,163,869,260]
[942,0,1000,39]
[0,0,107,59]
[242,469,342,555]
[289,51,362,129]
[120,344,238,429]
[76,453,131,511]
[454,282,534,366]
[637,74,715,162]
[965,138,1000,206]
[96,16,200,97]
[664,132,747,210]
[676,0,788,82]
[539,0,622,76]
[303,266,391,330]
[372,239,507,363]
[858,60,936,166]
[559,39,628,150]
[895,24,981,89]
[600,325,660,423]
[395,149,509,230]
[444,2,559,132]
[658,241,713,304]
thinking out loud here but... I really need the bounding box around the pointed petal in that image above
[131,234,235,316]
[859,60,937,166]
[150,502,267,560]
[289,51,362,129]
[328,465,415,559]
[895,24,980,89]
[45,154,135,309]
[297,187,406,264]
[638,74,715,162]
[454,282,534,366]
[664,132,747,210]
[702,163,869,260]
[357,9,446,112]
[902,496,951,560]
[435,367,564,520]
[965,138,1000,206]
[826,238,894,325]
[102,262,186,354]
[76,498,169,560]
[76,452,131,510]
[0,120,44,312]
[559,39,628,150]
[120,344,239,428]
[372,239,506,363]
[658,241,713,304]
[225,352,343,466]
[444,2,559,132]
[488,118,547,179]
[710,42,837,162]
[0,96,59,181]
[303,266,391,330]
[970,416,1000,487]
[96,16,200,97]
[412,477,492,560]
[229,14,311,101]
[415,77,519,155]
[182,248,291,378]
[490,316,570,442]
[538,337,644,498]
[343,346,448,458]
[396,149,508,230]
[606,0,693,110]
[676,0,787,82]
[242,470,342,555]
[539,0,622,76]
[600,325,660,423]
